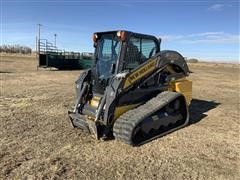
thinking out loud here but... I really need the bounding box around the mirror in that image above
[110,63,116,74]
[158,38,162,46]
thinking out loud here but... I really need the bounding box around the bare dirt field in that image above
[0,54,239,179]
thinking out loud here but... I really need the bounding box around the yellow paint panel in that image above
[88,96,100,108]
[124,58,157,89]
[169,79,192,105]
[114,103,140,120]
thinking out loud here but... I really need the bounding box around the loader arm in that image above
[100,50,191,126]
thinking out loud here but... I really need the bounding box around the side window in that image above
[142,39,156,59]
[125,37,141,69]
[125,37,157,70]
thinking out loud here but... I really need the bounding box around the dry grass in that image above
[0,55,239,179]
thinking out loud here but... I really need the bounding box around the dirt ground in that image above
[0,54,239,179]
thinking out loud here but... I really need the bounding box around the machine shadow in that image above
[0,71,12,74]
[188,99,220,124]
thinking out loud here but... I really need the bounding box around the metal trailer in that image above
[37,39,93,70]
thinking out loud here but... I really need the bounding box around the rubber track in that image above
[113,91,184,146]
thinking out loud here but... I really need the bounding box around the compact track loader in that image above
[68,30,192,145]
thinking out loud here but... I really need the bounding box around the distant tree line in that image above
[0,44,32,54]
[187,58,199,63]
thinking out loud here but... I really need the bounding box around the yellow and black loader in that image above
[68,30,192,145]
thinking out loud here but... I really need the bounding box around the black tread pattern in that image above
[113,91,184,146]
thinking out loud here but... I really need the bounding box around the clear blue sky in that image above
[1,0,239,62]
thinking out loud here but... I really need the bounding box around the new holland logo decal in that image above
[124,59,157,89]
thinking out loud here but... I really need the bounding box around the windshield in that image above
[96,34,121,79]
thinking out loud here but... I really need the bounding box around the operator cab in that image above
[92,30,160,94]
